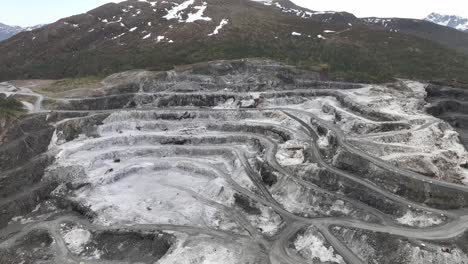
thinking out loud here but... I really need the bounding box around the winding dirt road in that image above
[2,79,468,263]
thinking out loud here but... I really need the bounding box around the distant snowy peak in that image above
[425,13,468,32]
[0,23,22,33]
[0,23,44,41]
[0,23,23,41]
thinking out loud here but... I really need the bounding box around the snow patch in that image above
[185,2,212,23]
[250,0,273,5]
[163,0,195,20]
[272,2,335,19]
[63,22,79,28]
[208,19,229,36]
[112,32,126,40]
[138,0,157,7]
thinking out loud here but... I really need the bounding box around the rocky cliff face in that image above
[0,115,15,144]
[1,59,468,263]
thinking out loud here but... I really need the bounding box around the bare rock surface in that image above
[2,59,468,263]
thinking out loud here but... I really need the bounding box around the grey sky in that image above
[0,0,116,26]
[291,0,468,19]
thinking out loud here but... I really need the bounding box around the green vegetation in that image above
[0,97,24,116]
[11,94,37,104]
[134,35,468,83]
[1,4,468,84]
[64,29,468,84]
[4,30,467,84]
[33,76,104,96]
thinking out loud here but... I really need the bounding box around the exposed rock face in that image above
[332,226,468,264]
[1,59,468,263]
[0,113,56,232]
[426,83,468,146]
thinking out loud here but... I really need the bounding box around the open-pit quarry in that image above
[2,59,468,264]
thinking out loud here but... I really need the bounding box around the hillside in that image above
[1,0,468,82]
[362,16,468,54]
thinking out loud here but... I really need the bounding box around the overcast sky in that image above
[291,0,468,19]
[1,0,468,27]
[1,0,114,26]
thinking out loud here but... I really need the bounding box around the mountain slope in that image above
[425,13,468,32]
[362,17,468,54]
[0,23,43,41]
[1,0,468,82]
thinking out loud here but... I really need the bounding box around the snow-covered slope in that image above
[0,23,23,41]
[425,13,468,32]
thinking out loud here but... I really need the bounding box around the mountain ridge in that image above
[425,12,468,32]
[0,23,44,41]
[362,16,468,54]
[1,0,468,83]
